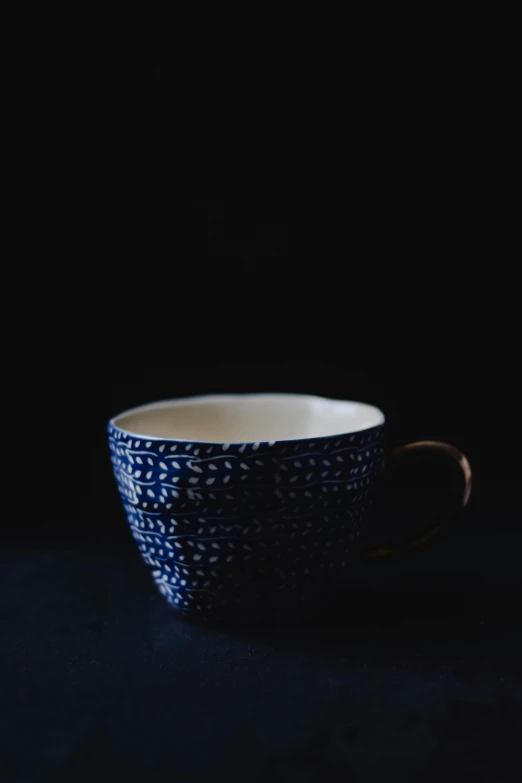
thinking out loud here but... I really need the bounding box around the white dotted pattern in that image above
[108,424,385,618]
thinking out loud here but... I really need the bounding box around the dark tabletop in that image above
[2,485,522,783]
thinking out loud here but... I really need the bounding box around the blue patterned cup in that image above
[108,394,471,622]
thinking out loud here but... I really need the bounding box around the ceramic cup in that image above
[108,394,471,622]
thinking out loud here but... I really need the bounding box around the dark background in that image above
[12,196,518,551]
[3,53,521,779]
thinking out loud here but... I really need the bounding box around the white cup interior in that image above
[111,394,385,443]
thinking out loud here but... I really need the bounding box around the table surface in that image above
[2,515,522,783]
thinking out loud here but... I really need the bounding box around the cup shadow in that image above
[180,536,522,674]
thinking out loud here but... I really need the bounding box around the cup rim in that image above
[109,393,386,445]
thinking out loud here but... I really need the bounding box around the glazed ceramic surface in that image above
[108,394,385,620]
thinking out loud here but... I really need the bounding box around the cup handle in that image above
[367,440,472,558]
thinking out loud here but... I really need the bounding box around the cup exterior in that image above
[108,422,385,621]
